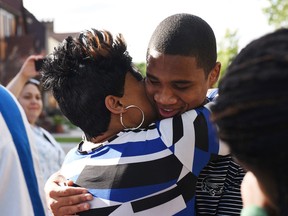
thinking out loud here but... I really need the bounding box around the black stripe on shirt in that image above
[172,115,184,144]
[177,172,197,202]
[76,154,183,189]
[131,173,197,213]
[194,112,209,152]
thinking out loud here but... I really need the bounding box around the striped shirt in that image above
[195,88,245,215]
[61,104,228,215]
[0,85,47,216]
[195,156,245,215]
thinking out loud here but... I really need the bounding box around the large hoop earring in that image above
[120,105,145,130]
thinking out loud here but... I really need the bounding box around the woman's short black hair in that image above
[41,29,141,138]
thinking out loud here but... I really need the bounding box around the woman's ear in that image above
[105,95,124,114]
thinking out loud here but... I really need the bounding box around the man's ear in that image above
[105,95,124,114]
[209,62,221,87]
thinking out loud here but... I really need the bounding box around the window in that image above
[0,9,15,38]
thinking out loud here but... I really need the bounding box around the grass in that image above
[55,137,81,143]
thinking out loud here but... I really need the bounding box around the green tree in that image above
[216,29,239,86]
[263,0,288,28]
[135,62,146,76]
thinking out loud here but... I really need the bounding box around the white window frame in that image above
[0,9,15,38]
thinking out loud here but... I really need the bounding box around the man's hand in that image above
[45,172,93,216]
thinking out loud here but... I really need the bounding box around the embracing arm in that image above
[45,171,93,216]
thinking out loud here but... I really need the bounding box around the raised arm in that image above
[6,55,42,97]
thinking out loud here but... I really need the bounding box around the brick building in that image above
[0,0,78,131]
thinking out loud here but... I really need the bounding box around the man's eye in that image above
[150,80,159,84]
[174,85,190,90]
[147,78,159,84]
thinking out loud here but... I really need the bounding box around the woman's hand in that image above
[45,172,93,216]
[19,55,42,79]
[6,55,43,97]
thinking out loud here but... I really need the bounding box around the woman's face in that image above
[18,83,43,125]
[121,72,157,128]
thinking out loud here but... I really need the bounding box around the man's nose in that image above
[154,88,177,105]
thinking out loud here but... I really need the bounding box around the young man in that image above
[7,55,66,183]
[145,13,245,215]
[0,85,47,216]
[45,13,244,215]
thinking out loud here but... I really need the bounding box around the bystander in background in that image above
[212,28,288,216]
[7,55,65,182]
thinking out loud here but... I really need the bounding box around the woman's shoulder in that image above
[39,127,59,144]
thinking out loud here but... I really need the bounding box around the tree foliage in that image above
[135,62,146,76]
[135,0,286,87]
[262,0,288,28]
[216,29,239,86]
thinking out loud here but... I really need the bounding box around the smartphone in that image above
[35,58,45,71]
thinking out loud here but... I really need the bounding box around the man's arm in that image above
[45,171,93,216]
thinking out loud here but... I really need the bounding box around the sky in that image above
[23,0,273,63]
